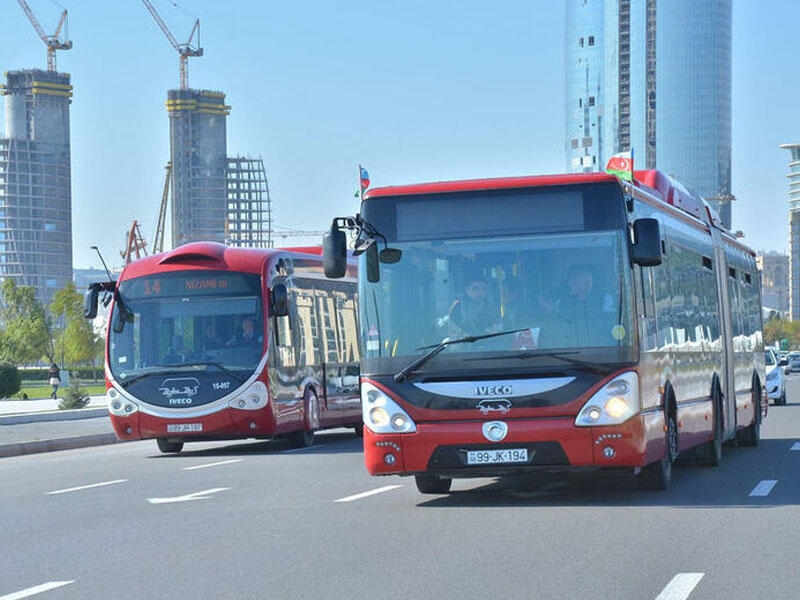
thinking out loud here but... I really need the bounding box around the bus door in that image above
[710,228,736,438]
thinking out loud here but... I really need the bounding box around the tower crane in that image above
[121,221,148,264]
[16,0,73,72]
[141,0,203,90]
[153,161,172,254]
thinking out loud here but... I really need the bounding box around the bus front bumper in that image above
[363,413,663,478]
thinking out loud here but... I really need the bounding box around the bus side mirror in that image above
[323,225,347,278]
[84,285,100,319]
[365,240,379,283]
[272,283,289,317]
[631,218,662,266]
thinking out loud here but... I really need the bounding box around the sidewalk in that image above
[0,395,119,458]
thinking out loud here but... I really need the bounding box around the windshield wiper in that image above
[393,328,529,383]
[468,350,611,375]
[118,362,247,386]
[180,361,247,384]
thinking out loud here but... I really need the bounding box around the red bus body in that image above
[93,242,361,453]
[340,170,765,492]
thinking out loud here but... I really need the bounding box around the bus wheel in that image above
[415,474,452,494]
[736,383,762,447]
[288,389,319,448]
[701,390,723,467]
[156,438,184,453]
[638,410,676,491]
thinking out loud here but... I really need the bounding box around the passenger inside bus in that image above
[447,276,501,336]
[227,317,263,346]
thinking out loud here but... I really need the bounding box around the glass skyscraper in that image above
[565,0,733,228]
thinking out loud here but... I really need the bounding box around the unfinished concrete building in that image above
[226,156,272,248]
[167,88,230,247]
[0,69,73,304]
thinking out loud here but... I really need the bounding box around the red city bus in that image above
[85,242,361,453]
[323,168,766,493]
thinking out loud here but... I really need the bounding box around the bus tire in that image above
[415,474,452,494]
[701,387,723,467]
[353,424,364,437]
[156,438,184,453]
[287,389,319,448]
[736,380,762,447]
[638,402,677,491]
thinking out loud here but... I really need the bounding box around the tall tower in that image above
[0,69,73,304]
[167,89,231,247]
[781,143,800,320]
[565,0,733,228]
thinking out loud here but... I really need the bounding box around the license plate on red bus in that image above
[166,423,203,433]
[466,448,528,465]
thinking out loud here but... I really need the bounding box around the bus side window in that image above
[637,265,657,351]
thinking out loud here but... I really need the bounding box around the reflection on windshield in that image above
[360,231,632,364]
[108,271,264,383]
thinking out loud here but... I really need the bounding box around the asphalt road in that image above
[2,378,800,599]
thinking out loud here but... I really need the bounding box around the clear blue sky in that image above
[1,0,797,270]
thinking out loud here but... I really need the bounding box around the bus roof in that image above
[362,169,731,238]
[119,242,324,279]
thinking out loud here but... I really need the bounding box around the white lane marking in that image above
[749,480,778,497]
[0,581,74,599]
[147,487,231,504]
[335,485,402,503]
[790,442,800,451]
[182,459,243,471]
[654,573,704,600]
[46,479,129,495]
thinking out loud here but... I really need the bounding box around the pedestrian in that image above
[48,363,61,399]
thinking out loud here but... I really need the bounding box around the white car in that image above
[765,348,787,405]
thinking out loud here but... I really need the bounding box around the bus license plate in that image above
[167,423,203,433]
[466,448,528,465]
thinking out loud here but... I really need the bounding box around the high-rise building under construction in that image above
[167,88,231,247]
[0,69,73,304]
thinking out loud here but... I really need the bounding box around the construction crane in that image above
[121,220,148,264]
[142,0,203,90]
[16,0,73,72]
[153,161,172,254]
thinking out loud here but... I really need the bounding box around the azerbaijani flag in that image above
[605,150,634,182]
[359,165,370,190]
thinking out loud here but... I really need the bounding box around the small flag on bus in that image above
[360,165,370,191]
[605,150,634,182]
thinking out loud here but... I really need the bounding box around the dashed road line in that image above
[183,459,243,470]
[654,573,704,600]
[790,442,800,451]
[46,479,129,495]
[335,485,403,503]
[1,580,74,599]
[147,487,231,504]
[749,480,778,497]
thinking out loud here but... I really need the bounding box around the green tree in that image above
[50,282,100,366]
[0,279,53,364]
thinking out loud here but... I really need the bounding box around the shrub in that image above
[58,379,91,410]
[0,363,22,398]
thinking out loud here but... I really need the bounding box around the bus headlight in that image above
[362,381,417,434]
[228,381,268,411]
[107,387,139,417]
[575,372,639,426]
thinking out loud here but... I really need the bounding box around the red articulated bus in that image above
[323,167,766,493]
[85,242,361,453]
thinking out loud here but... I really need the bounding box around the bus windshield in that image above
[107,270,264,385]
[359,185,635,377]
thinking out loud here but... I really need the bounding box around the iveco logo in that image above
[476,385,513,396]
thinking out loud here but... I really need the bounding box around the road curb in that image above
[0,433,120,458]
[0,407,108,426]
